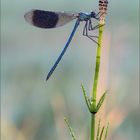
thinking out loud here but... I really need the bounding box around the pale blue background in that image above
[1,0,139,140]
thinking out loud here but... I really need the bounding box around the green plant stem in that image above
[92,25,104,104]
[90,25,104,140]
[91,114,95,140]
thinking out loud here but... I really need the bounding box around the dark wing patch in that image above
[32,10,59,28]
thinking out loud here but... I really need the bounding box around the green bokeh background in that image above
[1,0,139,140]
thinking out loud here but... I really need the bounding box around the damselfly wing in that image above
[24,9,78,28]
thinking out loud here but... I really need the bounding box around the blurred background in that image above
[1,0,139,140]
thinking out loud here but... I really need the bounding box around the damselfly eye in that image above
[91,11,96,18]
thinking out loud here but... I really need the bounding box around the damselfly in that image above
[24,9,101,80]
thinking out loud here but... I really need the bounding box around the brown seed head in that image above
[99,0,108,24]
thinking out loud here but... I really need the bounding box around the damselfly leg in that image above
[83,20,102,45]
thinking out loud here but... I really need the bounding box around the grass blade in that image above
[64,118,77,140]
[104,123,109,140]
[99,126,105,140]
[96,119,101,140]
[81,84,92,112]
[96,91,107,112]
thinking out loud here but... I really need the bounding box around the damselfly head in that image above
[90,11,97,18]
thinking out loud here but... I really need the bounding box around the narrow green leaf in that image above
[104,123,109,140]
[96,90,107,112]
[81,84,92,112]
[96,119,101,140]
[64,118,77,140]
[99,126,105,140]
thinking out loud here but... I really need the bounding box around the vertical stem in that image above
[91,114,95,140]
[92,26,104,104]
[90,25,104,140]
